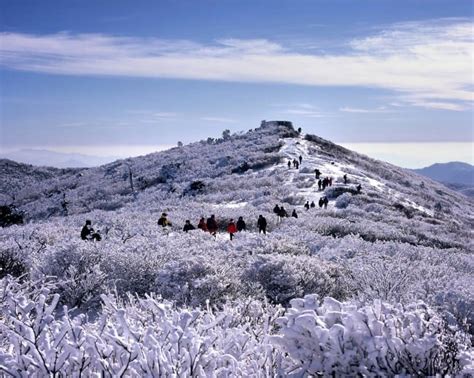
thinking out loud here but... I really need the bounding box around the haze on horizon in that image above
[0,0,472,168]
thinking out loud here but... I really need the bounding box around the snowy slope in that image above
[1,121,473,375]
[3,122,472,227]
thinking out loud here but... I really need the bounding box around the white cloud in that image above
[275,103,329,118]
[339,106,390,114]
[152,112,178,118]
[283,109,326,118]
[405,100,467,111]
[1,18,472,111]
[127,110,178,124]
[201,117,238,123]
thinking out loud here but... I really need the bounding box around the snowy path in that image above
[276,137,434,216]
[277,137,360,205]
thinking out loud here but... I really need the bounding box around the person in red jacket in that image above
[227,219,237,240]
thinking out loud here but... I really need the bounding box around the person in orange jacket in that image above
[227,219,238,240]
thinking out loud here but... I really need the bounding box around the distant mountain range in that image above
[412,162,474,198]
[0,149,119,168]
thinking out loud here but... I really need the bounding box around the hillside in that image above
[1,121,473,375]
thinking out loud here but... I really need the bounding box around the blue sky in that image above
[0,0,472,167]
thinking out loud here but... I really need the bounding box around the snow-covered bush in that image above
[0,276,283,376]
[0,244,28,279]
[155,256,243,306]
[34,241,107,309]
[272,295,473,376]
[242,254,347,305]
[335,192,352,209]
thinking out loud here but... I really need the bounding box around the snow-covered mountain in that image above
[1,121,473,375]
[413,161,474,186]
[413,161,474,198]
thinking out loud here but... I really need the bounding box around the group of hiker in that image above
[288,155,335,193]
[273,204,298,221]
[159,213,268,240]
[81,152,363,242]
[288,155,303,169]
[318,177,333,191]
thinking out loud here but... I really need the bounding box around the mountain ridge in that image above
[0,148,121,168]
[1,122,472,223]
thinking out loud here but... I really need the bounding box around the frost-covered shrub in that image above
[343,246,474,334]
[34,241,107,308]
[0,205,24,227]
[335,192,352,209]
[0,245,28,279]
[155,256,242,306]
[325,185,359,199]
[0,276,284,376]
[272,295,473,376]
[363,202,385,213]
[282,195,305,206]
[242,255,346,305]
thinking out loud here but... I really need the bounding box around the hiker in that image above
[257,215,267,234]
[183,220,195,233]
[357,184,362,193]
[297,127,302,133]
[299,155,303,165]
[80,220,101,241]
[198,217,208,231]
[310,201,315,208]
[278,206,288,219]
[227,219,237,240]
[314,169,321,179]
[318,179,322,191]
[329,177,333,186]
[61,194,68,216]
[292,209,298,218]
[323,177,330,190]
[206,215,218,236]
[273,204,281,215]
[158,213,172,227]
[318,198,324,208]
[295,161,299,169]
[343,174,348,184]
[288,160,291,169]
[293,158,298,168]
[304,201,310,211]
[323,197,329,209]
[236,216,246,232]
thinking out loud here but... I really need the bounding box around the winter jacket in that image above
[198,220,208,231]
[236,219,246,231]
[183,223,195,232]
[81,225,92,240]
[207,218,218,232]
[227,223,237,234]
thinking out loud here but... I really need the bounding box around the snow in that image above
[1,122,473,376]
[211,201,248,209]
